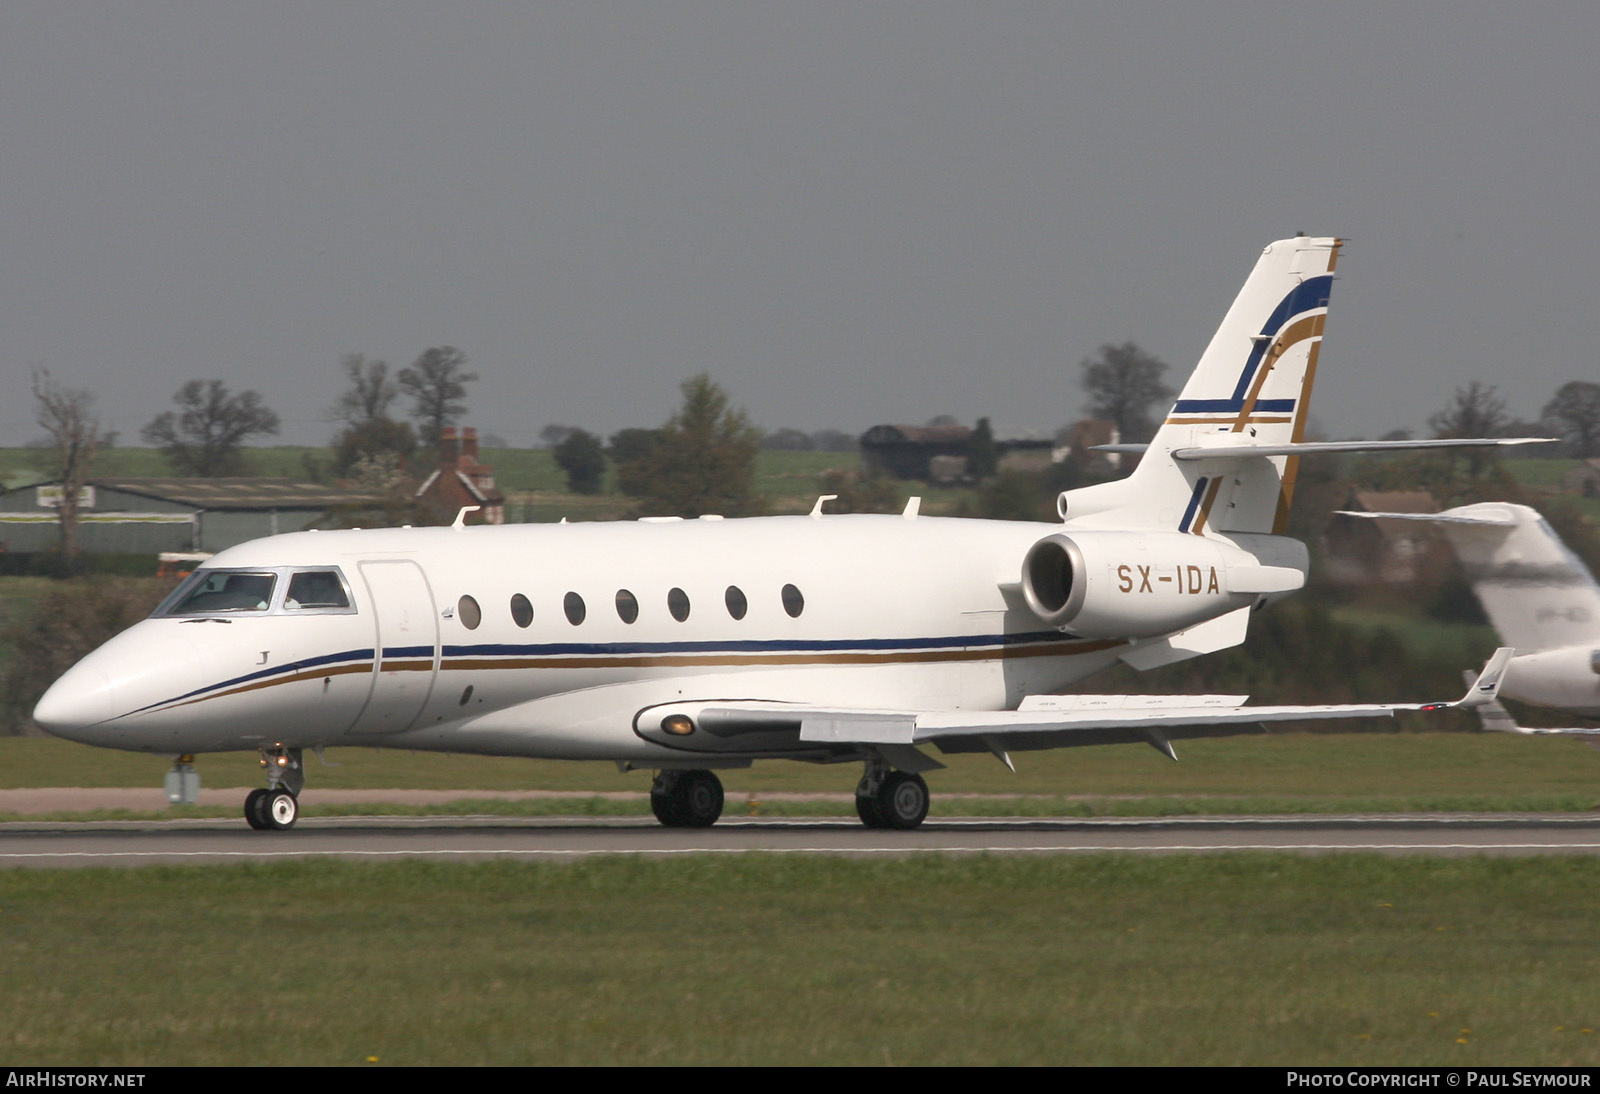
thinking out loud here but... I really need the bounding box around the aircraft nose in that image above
[33,659,118,742]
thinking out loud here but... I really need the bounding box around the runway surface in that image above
[6,814,1600,867]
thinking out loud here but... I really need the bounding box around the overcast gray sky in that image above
[4,2,1596,449]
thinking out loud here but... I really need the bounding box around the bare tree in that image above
[398,346,477,447]
[1429,381,1510,479]
[328,354,397,425]
[32,370,111,557]
[141,380,281,477]
[327,354,415,478]
[1080,342,1174,443]
[1542,380,1600,458]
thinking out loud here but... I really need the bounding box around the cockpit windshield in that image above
[162,571,278,615]
[152,566,357,618]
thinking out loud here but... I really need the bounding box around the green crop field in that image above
[3,855,1598,1066]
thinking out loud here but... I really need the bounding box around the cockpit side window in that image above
[153,566,357,617]
[164,571,278,614]
[285,570,352,611]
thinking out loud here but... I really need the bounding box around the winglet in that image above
[1446,647,1514,710]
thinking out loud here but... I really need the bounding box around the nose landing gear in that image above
[243,745,303,831]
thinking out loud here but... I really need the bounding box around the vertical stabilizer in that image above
[1064,236,1341,535]
[1431,504,1600,653]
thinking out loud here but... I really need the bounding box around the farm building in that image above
[414,427,506,525]
[860,424,1056,482]
[0,478,386,557]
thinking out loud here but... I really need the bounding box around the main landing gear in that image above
[645,764,931,830]
[244,744,304,831]
[855,763,930,830]
[650,769,725,828]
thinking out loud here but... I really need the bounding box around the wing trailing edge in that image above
[674,649,1516,756]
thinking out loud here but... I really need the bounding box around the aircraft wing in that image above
[670,649,1513,762]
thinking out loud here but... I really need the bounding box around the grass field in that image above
[3,855,1598,1066]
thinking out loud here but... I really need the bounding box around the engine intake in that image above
[1018,530,1304,639]
[1021,535,1087,628]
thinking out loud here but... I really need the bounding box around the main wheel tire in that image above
[855,791,886,829]
[678,770,724,828]
[244,788,271,830]
[265,790,298,831]
[876,772,930,830]
[650,770,724,828]
[650,776,684,826]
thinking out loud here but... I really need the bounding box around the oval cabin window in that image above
[458,595,482,630]
[615,589,639,624]
[724,585,748,620]
[781,584,804,618]
[509,594,533,628]
[667,587,691,622]
[564,592,586,626]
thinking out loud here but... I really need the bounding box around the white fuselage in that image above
[36,515,1147,762]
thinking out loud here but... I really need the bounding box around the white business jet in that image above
[1340,502,1600,730]
[33,236,1530,830]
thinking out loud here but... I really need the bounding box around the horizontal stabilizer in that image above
[1169,437,1555,461]
[1336,508,1517,526]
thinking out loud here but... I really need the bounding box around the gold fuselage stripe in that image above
[150,638,1128,714]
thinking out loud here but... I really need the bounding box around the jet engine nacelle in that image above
[1019,530,1306,639]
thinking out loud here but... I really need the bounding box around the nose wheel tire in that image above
[650,769,724,828]
[244,788,271,830]
[245,788,299,830]
[265,790,299,830]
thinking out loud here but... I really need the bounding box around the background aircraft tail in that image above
[1345,503,1600,653]
[1064,236,1341,535]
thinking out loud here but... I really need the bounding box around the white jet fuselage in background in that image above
[40,514,1263,762]
[1369,503,1600,719]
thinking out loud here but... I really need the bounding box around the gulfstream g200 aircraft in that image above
[33,237,1525,830]
[1339,502,1600,729]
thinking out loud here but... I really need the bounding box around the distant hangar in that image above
[0,478,385,556]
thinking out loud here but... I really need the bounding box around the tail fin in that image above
[1346,503,1600,653]
[1064,236,1341,535]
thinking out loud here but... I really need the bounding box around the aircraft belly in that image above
[390,654,1101,762]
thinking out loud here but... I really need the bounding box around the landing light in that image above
[661,714,695,736]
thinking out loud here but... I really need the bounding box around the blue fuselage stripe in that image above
[133,631,1096,716]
